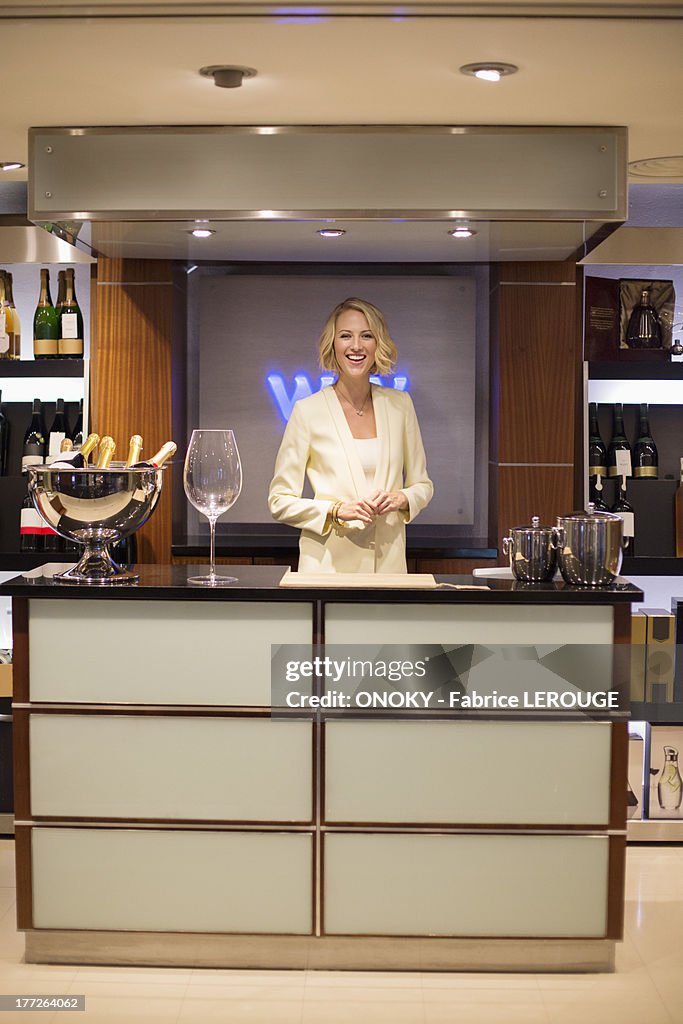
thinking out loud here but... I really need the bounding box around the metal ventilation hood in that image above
[28,125,628,263]
[0,219,94,264]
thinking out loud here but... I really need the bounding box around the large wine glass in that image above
[183,429,242,586]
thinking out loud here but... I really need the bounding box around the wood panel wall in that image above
[489,260,581,562]
[90,259,178,563]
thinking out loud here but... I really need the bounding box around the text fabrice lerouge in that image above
[284,689,621,710]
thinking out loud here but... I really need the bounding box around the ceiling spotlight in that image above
[448,226,477,239]
[317,228,346,238]
[199,65,257,89]
[459,62,519,82]
[0,161,25,171]
[188,228,215,238]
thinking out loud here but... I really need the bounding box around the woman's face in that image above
[333,309,377,384]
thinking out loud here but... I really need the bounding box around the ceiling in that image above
[1,0,682,260]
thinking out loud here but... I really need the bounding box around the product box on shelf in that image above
[671,597,683,704]
[584,276,674,361]
[630,612,646,703]
[627,728,645,820]
[648,726,683,819]
[642,608,676,704]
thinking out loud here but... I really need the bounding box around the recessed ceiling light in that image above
[188,228,215,238]
[199,65,257,89]
[317,228,346,238]
[0,161,25,171]
[628,155,683,179]
[459,62,518,82]
[448,227,477,239]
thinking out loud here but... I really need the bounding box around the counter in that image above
[3,565,642,973]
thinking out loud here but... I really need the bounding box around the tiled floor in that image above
[1,840,682,1023]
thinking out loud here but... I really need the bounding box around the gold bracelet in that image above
[331,501,342,526]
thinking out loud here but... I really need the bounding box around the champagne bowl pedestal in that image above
[27,465,164,585]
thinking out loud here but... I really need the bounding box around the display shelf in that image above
[622,557,683,576]
[627,819,683,842]
[588,361,683,380]
[0,360,85,378]
[630,702,683,724]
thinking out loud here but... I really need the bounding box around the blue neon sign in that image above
[266,373,410,421]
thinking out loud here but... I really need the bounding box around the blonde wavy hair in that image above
[318,297,398,375]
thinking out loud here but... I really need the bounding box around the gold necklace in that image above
[336,384,371,417]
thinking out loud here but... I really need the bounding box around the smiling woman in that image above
[268,297,433,573]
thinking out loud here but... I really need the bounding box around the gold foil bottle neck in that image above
[96,436,116,469]
[125,434,143,467]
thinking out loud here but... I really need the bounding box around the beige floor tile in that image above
[625,902,683,965]
[51,995,184,1022]
[189,968,305,988]
[76,966,193,986]
[0,840,17,888]
[0,888,15,919]
[306,970,422,989]
[0,964,81,993]
[184,982,307,1002]
[543,996,674,1024]
[421,971,540,990]
[303,1000,424,1024]
[179,997,303,1023]
[424,1002,548,1024]
[624,848,683,903]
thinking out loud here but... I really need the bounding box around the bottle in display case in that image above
[3,271,20,356]
[607,403,631,478]
[21,399,46,468]
[625,289,662,349]
[47,398,68,462]
[58,268,83,358]
[589,477,610,512]
[70,398,84,448]
[612,477,635,550]
[33,268,59,359]
[19,487,44,553]
[0,390,9,476]
[588,402,607,478]
[0,271,19,360]
[633,404,658,479]
[657,746,683,812]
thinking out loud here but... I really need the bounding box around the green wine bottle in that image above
[58,267,83,358]
[33,268,59,360]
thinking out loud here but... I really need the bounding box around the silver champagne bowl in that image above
[27,464,164,585]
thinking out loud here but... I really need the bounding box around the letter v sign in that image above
[266,374,314,420]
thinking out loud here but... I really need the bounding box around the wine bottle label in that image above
[0,312,8,353]
[21,454,44,468]
[634,466,658,478]
[61,312,78,339]
[34,337,59,356]
[48,432,67,459]
[615,449,632,477]
[58,337,83,355]
[20,507,46,532]
[617,511,635,537]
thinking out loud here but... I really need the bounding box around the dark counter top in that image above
[0,563,644,605]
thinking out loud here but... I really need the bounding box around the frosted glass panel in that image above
[325,720,611,825]
[28,599,311,705]
[325,604,613,644]
[31,716,312,822]
[33,828,313,934]
[324,833,609,937]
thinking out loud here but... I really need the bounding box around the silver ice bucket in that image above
[27,465,164,585]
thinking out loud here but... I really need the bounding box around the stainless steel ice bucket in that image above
[502,516,557,582]
[555,506,624,587]
[27,465,164,585]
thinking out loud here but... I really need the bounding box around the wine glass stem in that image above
[209,517,217,579]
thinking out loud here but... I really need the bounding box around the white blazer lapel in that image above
[372,386,392,491]
[322,386,368,498]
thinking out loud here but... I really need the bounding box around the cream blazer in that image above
[268,385,433,573]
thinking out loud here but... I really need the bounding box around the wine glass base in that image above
[188,574,238,587]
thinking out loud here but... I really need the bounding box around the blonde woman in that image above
[268,297,433,573]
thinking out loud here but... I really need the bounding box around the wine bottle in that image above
[607,403,631,478]
[19,487,44,553]
[131,440,177,468]
[21,398,46,468]
[589,477,610,512]
[625,289,662,350]
[70,398,84,448]
[0,271,17,361]
[612,476,635,550]
[47,398,68,462]
[49,432,99,469]
[58,268,83,358]
[55,269,66,319]
[111,532,138,568]
[0,390,9,476]
[3,272,20,359]
[588,402,607,478]
[95,436,116,468]
[125,434,143,467]
[633,403,658,479]
[33,268,59,360]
